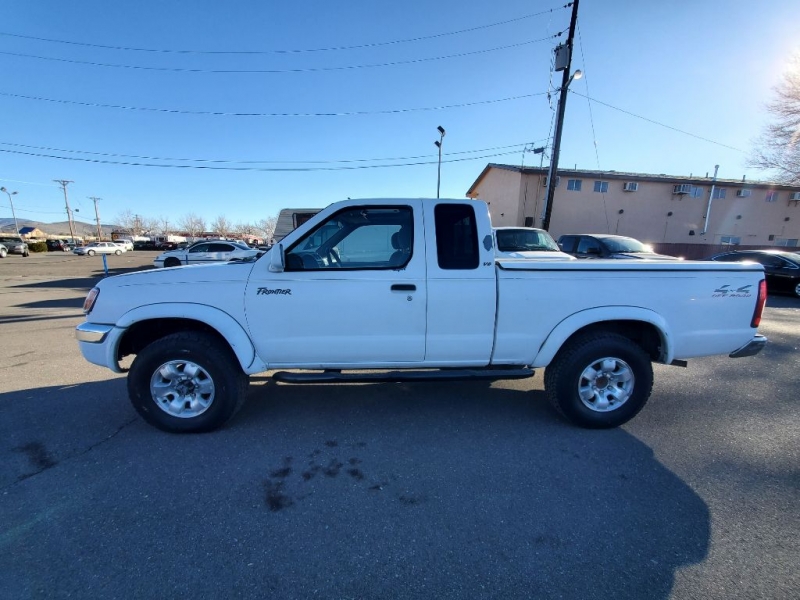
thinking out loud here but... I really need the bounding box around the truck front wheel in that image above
[544,332,653,428]
[127,331,249,433]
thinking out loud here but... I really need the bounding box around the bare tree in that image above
[751,56,800,184]
[141,216,159,236]
[158,216,171,235]
[210,215,232,239]
[178,213,206,240]
[254,216,278,244]
[114,209,136,231]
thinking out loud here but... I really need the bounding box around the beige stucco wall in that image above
[470,167,800,246]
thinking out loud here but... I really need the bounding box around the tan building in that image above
[466,165,800,257]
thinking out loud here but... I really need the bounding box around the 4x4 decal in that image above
[713,284,752,298]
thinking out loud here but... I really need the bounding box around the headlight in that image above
[83,287,100,314]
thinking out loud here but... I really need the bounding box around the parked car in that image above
[156,241,179,251]
[706,249,800,298]
[134,240,159,251]
[46,239,70,252]
[73,241,126,256]
[153,240,260,268]
[114,240,134,251]
[494,227,575,261]
[0,235,29,257]
[557,234,679,260]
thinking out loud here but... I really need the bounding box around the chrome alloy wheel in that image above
[150,360,216,418]
[578,357,635,412]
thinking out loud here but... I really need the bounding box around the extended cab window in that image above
[285,206,413,270]
[434,204,479,270]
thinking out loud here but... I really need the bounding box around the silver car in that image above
[0,236,29,257]
[154,240,260,268]
[73,242,125,256]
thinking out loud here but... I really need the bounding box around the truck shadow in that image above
[0,378,709,599]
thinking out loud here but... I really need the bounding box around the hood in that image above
[101,260,257,287]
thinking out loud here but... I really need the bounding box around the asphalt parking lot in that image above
[1,251,798,599]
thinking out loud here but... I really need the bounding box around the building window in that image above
[765,191,778,202]
[774,238,798,247]
[593,181,609,193]
[720,235,740,245]
[690,186,703,198]
[567,179,582,191]
[712,188,727,200]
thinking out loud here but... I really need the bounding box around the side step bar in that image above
[272,367,535,384]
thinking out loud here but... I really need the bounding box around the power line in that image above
[0,147,524,172]
[0,6,569,55]
[0,33,566,74]
[569,90,746,153]
[0,140,548,165]
[0,90,550,118]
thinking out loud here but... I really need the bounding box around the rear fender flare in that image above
[532,306,673,367]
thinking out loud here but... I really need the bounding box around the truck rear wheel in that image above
[127,331,249,433]
[544,332,653,428]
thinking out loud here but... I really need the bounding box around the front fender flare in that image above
[532,306,673,368]
[116,303,265,373]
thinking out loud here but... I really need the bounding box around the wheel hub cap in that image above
[150,360,215,418]
[578,357,635,413]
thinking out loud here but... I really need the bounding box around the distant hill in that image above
[0,217,117,238]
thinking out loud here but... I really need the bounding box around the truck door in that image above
[423,202,497,365]
[245,202,427,366]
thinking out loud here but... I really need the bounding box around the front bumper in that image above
[729,334,768,358]
[76,323,127,373]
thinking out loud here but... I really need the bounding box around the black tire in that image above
[0,248,6,258]
[115,249,122,255]
[127,331,249,433]
[164,257,181,268]
[23,250,29,257]
[544,332,653,429]
[87,249,96,256]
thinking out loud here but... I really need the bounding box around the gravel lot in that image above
[0,251,798,599]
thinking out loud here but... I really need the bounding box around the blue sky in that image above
[1,0,798,229]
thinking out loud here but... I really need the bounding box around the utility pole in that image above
[54,179,76,243]
[89,197,103,241]
[542,0,580,232]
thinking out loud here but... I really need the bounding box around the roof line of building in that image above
[466,163,800,196]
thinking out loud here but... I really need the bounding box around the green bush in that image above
[29,242,48,253]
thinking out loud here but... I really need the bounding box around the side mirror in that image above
[268,244,285,272]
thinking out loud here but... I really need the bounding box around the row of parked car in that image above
[493,227,800,298]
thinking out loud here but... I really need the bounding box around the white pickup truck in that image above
[76,198,767,433]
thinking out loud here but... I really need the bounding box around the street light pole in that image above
[435,125,446,198]
[0,187,20,236]
[542,0,580,232]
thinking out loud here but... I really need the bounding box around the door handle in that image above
[391,284,416,291]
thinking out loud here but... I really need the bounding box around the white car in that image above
[494,227,576,260]
[153,240,260,268]
[114,240,134,251]
[73,242,126,256]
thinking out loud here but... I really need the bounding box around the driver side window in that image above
[285,206,413,271]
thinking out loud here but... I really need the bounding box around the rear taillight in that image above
[751,279,767,328]
[83,288,99,314]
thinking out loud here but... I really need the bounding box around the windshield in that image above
[602,237,652,253]
[496,229,559,252]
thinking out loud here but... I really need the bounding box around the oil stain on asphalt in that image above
[262,440,416,512]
